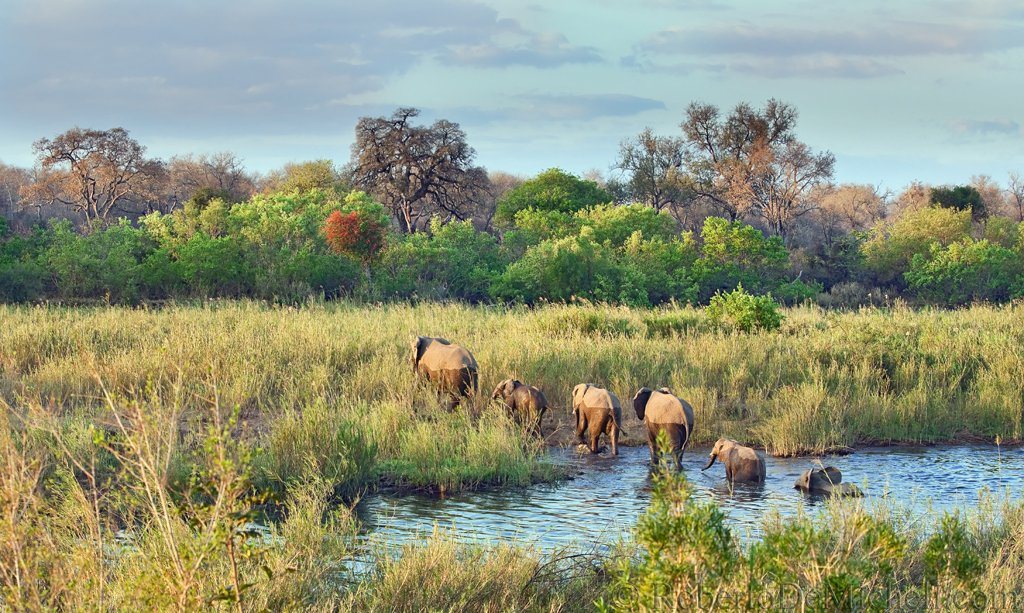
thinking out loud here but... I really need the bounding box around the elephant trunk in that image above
[702,454,716,471]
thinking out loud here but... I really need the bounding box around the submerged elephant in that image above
[411,336,478,409]
[702,438,766,483]
[632,387,695,469]
[794,466,862,497]
[572,383,622,456]
[491,378,549,437]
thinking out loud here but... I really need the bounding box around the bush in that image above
[862,207,972,286]
[323,191,390,263]
[693,217,788,299]
[705,284,783,332]
[43,220,150,303]
[905,239,1022,305]
[494,168,611,226]
[774,278,824,305]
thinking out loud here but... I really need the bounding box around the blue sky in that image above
[2,0,1022,189]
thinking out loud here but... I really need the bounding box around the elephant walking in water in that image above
[572,383,623,456]
[632,387,695,469]
[411,336,478,409]
[795,466,862,497]
[491,378,549,437]
[702,438,766,483]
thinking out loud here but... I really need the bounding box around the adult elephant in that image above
[632,387,695,469]
[571,383,622,456]
[491,378,549,437]
[411,336,478,409]
[702,438,766,483]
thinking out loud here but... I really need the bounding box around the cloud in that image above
[0,0,599,136]
[949,118,1022,138]
[453,93,665,124]
[439,32,602,68]
[626,15,1024,78]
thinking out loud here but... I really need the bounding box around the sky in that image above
[2,0,1023,190]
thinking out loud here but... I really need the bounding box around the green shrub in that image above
[494,168,611,226]
[705,284,783,332]
[862,207,972,286]
[905,239,1022,305]
[774,278,824,305]
[693,217,788,299]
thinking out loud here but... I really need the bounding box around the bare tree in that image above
[680,99,833,239]
[1006,172,1024,222]
[0,162,30,216]
[802,183,887,248]
[614,128,691,218]
[349,108,487,233]
[168,152,254,206]
[971,174,1006,219]
[473,171,522,232]
[26,127,163,223]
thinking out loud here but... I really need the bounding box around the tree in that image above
[614,128,691,222]
[494,168,611,225]
[349,108,487,233]
[1007,172,1024,222]
[27,127,163,223]
[0,162,29,216]
[168,152,254,206]
[680,99,834,239]
[803,183,887,249]
[322,192,389,264]
[931,185,986,220]
[261,159,347,197]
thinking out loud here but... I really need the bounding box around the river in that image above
[358,444,1024,550]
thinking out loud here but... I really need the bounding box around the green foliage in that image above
[706,284,783,332]
[923,514,984,599]
[43,220,151,302]
[774,278,824,305]
[862,206,972,286]
[931,184,986,220]
[905,239,1022,305]
[265,159,348,197]
[577,203,676,246]
[694,217,788,299]
[372,219,505,302]
[494,168,611,225]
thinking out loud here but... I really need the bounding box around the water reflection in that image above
[358,444,1023,551]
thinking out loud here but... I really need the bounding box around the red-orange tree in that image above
[323,192,389,263]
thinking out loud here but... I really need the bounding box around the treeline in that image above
[1,102,1023,306]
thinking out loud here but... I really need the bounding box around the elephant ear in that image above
[411,336,427,369]
[504,379,517,396]
[572,384,587,408]
[632,387,652,420]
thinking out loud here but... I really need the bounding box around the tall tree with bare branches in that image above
[349,108,487,233]
[680,99,834,239]
[614,128,691,221]
[26,127,163,223]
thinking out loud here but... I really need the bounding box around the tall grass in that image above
[1,301,1021,458]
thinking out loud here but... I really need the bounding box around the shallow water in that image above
[358,444,1024,549]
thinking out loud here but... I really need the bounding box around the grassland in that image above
[2,301,1023,609]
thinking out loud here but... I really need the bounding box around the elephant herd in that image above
[410,335,861,496]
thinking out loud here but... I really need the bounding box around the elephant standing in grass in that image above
[491,378,549,437]
[572,384,622,456]
[632,387,695,469]
[411,336,478,409]
[702,438,766,483]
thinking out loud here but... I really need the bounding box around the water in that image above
[358,444,1024,550]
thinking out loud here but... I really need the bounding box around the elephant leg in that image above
[575,414,587,444]
[610,423,619,456]
[589,416,605,453]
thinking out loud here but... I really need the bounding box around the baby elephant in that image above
[702,438,766,483]
[572,383,623,456]
[632,387,695,469]
[491,378,549,437]
[794,466,863,497]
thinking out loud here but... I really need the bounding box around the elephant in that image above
[571,383,622,456]
[794,466,863,497]
[491,378,549,437]
[632,387,695,469]
[702,438,766,483]
[411,336,478,409]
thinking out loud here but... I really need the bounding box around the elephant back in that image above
[581,385,618,411]
[645,390,689,425]
[424,341,477,371]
